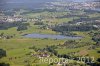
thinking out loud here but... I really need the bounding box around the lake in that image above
[23,33,82,40]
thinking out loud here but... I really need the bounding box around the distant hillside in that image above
[0,0,99,9]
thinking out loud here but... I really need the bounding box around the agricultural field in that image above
[0,2,100,66]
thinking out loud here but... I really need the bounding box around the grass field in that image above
[0,10,100,66]
[0,37,66,66]
[0,27,99,66]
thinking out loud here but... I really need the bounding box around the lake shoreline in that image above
[23,33,83,40]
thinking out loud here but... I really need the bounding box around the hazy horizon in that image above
[0,0,99,10]
[0,0,99,3]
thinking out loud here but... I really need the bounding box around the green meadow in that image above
[0,10,100,66]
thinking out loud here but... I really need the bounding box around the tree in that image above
[0,49,6,58]
[17,25,28,31]
[0,63,10,66]
[0,49,9,66]
[97,58,100,62]
[0,32,4,37]
[34,22,44,25]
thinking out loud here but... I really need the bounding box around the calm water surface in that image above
[23,33,82,40]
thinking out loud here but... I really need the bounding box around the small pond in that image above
[23,33,82,40]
